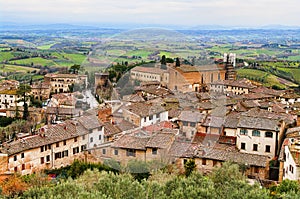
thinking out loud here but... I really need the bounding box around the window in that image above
[241,143,246,150]
[265,145,271,153]
[62,150,68,157]
[156,113,160,118]
[46,144,51,150]
[289,165,294,174]
[41,157,45,164]
[14,167,17,172]
[265,131,273,138]
[81,145,87,151]
[21,153,24,159]
[74,137,77,142]
[102,149,106,154]
[213,160,217,167]
[253,144,258,151]
[202,159,207,165]
[190,122,196,127]
[63,140,66,145]
[56,142,59,147]
[55,152,62,160]
[152,148,158,155]
[254,167,259,173]
[40,146,44,152]
[22,164,25,170]
[46,155,50,162]
[73,147,79,154]
[211,73,214,83]
[218,73,221,80]
[182,121,188,126]
[126,149,136,157]
[99,135,102,140]
[252,130,260,137]
[14,155,17,161]
[90,137,93,143]
[240,129,248,135]
[82,135,86,140]
[114,149,118,155]
[149,115,153,120]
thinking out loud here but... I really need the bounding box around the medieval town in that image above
[0,53,299,186]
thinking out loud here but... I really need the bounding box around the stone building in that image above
[130,66,169,86]
[167,64,226,93]
[122,102,168,127]
[209,78,256,95]
[279,127,300,181]
[0,121,87,175]
[44,73,87,93]
[0,89,24,116]
[30,82,51,101]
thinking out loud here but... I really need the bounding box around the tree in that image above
[0,174,28,197]
[175,57,180,67]
[160,55,166,65]
[184,159,196,177]
[69,64,81,74]
[275,179,300,196]
[166,57,174,63]
[17,84,31,120]
[22,102,29,120]
[126,160,150,181]
[17,84,31,104]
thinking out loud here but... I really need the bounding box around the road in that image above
[83,89,99,109]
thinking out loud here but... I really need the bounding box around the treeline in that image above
[107,60,155,82]
[246,61,299,84]
[0,161,299,198]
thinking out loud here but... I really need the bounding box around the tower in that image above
[224,53,237,80]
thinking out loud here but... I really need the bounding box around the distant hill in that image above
[113,28,189,41]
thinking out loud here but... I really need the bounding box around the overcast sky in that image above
[0,0,299,27]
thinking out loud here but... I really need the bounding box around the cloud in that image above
[0,0,299,26]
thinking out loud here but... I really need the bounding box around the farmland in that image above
[0,27,300,87]
[0,64,39,73]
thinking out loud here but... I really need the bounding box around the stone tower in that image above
[224,53,237,80]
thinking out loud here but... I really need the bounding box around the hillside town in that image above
[1,54,300,185]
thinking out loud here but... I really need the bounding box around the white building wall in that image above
[140,111,168,127]
[236,128,277,157]
[87,127,105,149]
[283,145,299,180]
[224,128,237,137]
[7,135,86,175]
[131,71,162,82]
[0,94,24,109]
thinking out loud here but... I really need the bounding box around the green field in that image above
[278,67,300,84]
[158,51,177,58]
[0,64,39,73]
[0,52,14,62]
[237,68,293,89]
[61,53,87,64]
[106,49,127,56]
[124,50,152,59]
[5,53,87,67]
[37,43,56,50]
[9,57,57,67]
